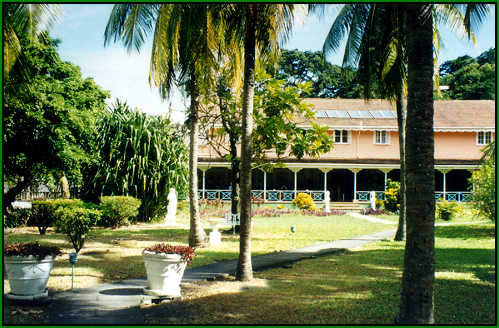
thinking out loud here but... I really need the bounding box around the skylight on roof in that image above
[315,110,328,118]
[370,110,397,118]
[348,110,372,118]
[327,110,349,118]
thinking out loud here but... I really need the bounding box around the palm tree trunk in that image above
[393,95,406,241]
[236,4,256,282]
[396,4,435,324]
[188,76,207,248]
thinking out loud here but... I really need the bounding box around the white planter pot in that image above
[4,255,55,297]
[142,250,187,297]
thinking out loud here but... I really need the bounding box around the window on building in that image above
[334,130,349,144]
[477,131,492,145]
[374,130,390,144]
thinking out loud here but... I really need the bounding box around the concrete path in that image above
[348,212,396,225]
[8,228,396,325]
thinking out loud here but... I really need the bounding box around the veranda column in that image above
[263,170,267,201]
[349,169,361,201]
[380,168,392,191]
[319,168,332,200]
[439,169,449,200]
[199,167,208,199]
[289,168,302,198]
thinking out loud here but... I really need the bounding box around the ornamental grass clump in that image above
[4,242,61,260]
[144,243,196,264]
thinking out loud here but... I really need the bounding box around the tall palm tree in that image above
[315,3,490,323]
[3,3,60,77]
[316,3,409,241]
[105,4,225,247]
[223,4,296,281]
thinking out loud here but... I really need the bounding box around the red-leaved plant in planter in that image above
[144,244,196,264]
[4,242,62,260]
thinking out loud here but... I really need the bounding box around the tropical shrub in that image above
[54,206,101,253]
[436,201,459,221]
[471,148,496,221]
[293,193,315,210]
[383,179,400,213]
[92,100,188,221]
[99,196,141,228]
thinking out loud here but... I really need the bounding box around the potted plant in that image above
[4,242,61,299]
[142,243,196,298]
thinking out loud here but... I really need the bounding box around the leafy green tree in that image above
[471,143,496,221]
[3,35,109,214]
[276,49,362,98]
[92,100,189,221]
[202,74,333,219]
[442,62,495,100]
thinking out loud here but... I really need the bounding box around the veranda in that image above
[197,162,475,203]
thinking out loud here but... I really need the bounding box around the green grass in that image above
[143,222,495,325]
[3,212,389,292]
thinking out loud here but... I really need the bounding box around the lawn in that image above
[3,210,389,292]
[142,221,495,325]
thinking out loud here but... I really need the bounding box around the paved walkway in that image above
[348,212,396,225]
[7,228,396,325]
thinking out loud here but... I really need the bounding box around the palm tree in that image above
[316,4,409,241]
[223,4,296,281]
[3,3,60,77]
[315,3,490,323]
[105,4,225,247]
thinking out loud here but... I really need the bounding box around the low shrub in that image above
[144,244,196,264]
[361,208,385,216]
[4,242,61,260]
[29,199,86,235]
[292,193,315,210]
[99,196,141,228]
[29,200,58,235]
[54,206,101,253]
[436,201,459,221]
[4,208,31,228]
[301,209,346,216]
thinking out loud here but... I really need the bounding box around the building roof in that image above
[301,98,496,132]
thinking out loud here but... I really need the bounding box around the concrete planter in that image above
[142,250,187,297]
[4,255,56,298]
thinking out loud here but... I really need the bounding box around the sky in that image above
[50,4,496,122]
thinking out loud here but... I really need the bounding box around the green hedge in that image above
[99,196,141,228]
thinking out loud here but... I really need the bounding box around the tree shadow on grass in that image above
[139,241,495,325]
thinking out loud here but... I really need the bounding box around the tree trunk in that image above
[236,4,256,282]
[393,95,406,241]
[188,76,207,248]
[396,4,435,324]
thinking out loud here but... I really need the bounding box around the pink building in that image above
[198,99,495,204]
